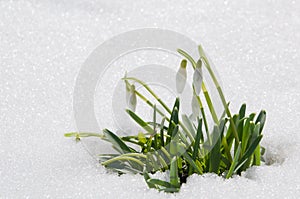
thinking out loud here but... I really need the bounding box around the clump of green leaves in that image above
[65,45,266,193]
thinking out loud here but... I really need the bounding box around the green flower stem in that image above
[198,45,240,144]
[201,84,219,124]
[195,94,211,144]
[177,49,197,68]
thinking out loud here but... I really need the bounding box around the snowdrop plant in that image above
[65,45,266,193]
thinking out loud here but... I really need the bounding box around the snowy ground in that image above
[1,0,300,198]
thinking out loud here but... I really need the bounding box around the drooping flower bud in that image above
[193,59,203,95]
[176,59,187,94]
[127,84,137,112]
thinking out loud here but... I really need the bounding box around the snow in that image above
[1,0,300,198]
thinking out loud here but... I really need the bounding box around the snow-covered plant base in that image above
[66,45,266,193]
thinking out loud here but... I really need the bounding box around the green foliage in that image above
[65,45,266,193]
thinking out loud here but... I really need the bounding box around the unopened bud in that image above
[193,59,203,95]
[176,59,187,94]
[127,84,137,112]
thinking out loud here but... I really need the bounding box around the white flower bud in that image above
[193,59,203,95]
[176,59,187,94]
[127,84,137,112]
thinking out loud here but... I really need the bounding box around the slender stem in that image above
[195,95,211,144]
[201,84,219,125]
[198,45,240,143]
[177,49,197,68]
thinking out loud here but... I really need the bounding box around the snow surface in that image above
[1,0,300,198]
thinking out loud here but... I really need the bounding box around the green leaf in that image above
[170,126,179,156]
[249,123,260,146]
[209,125,221,174]
[166,98,180,144]
[241,118,251,155]
[237,117,246,142]
[103,129,134,154]
[160,117,166,147]
[101,155,144,169]
[153,104,157,134]
[218,118,232,163]
[253,144,261,166]
[192,118,203,160]
[222,136,233,163]
[172,98,180,124]
[147,153,160,171]
[202,87,219,124]
[159,187,180,193]
[255,110,266,134]
[226,142,241,178]
[184,152,203,175]
[121,136,145,148]
[160,146,172,161]
[220,155,231,169]
[154,151,168,169]
[236,135,263,170]
[170,157,180,188]
[143,170,158,189]
[239,104,246,119]
[251,123,261,166]
[126,109,153,133]
[147,179,173,188]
